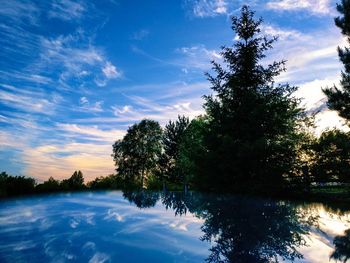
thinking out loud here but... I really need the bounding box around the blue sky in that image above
[0,0,347,181]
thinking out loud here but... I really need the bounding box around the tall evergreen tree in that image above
[199,6,306,192]
[324,0,350,121]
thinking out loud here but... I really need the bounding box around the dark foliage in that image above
[197,6,306,192]
[161,115,190,183]
[331,228,350,262]
[324,0,350,121]
[0,171,35,197]
[87,174,123,190]
[311,129,350,183]
[60,170,85,191]
[112,119,163,187]
[36,176,60,193]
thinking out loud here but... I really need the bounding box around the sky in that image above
[0,0,348,182]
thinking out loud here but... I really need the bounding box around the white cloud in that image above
[102,61,122,79]
[190,0,228,17]
[107,95,204,125]
[49,0,85,21]
[295,77,349,135]
[266,0,332,15]
[56,123,125,143]
[80,96,89,105]
[175,45,221,70]
[132,29,150,40]
[78,97,104,112]
[266,26,344,84]
[112,105,133,115]
[262,25,305,41]
[0,0,40,25]
[0,84,56,115]
[37,32,122,89]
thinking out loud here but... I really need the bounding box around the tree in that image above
[324,0,350,121]
[311,129,350,183]
[200,6,306,192]
[87,174,122,190]
[112,119,163,187]
[162,115,190,183]
[0,172,36,197]
[61,170,85,190]
[177,116,208,188]
[36,176,60,193]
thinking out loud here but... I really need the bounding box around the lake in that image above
[0,191,349,262]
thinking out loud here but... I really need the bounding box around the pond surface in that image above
[0,191,349,263]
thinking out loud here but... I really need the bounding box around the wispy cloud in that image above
[49,0,86,21]
[56,123,125,143]
[78,97,104,113]
[108,95,204,125]
[264,25,344,84]
[175,45,221,71]
[131,29,150,40]
[37,31,122,89]
[186,0,228,17]
[266,0,333,15]
[0,0,40,25]
[102,61,122,79]
[0,84,57,115]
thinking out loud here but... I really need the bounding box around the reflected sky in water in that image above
[0,191,349,263]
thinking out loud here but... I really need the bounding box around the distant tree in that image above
[112,119,163,187]
[199,6,307,192]
[311,129,350,183]
[177,116,208,188]
[61,170,85,190]
[87,174,122,190]
[324,0,350,121]
[36,176,60,193]
[0,172,35,197]
[162,115,190,183]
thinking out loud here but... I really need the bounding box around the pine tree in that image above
[324,0,350,121]
[199,6,306,192]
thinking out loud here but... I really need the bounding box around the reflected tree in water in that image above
[331,228,350,263]
[122,190,160,208]
[122,191,314,262]
[197,197,312,263]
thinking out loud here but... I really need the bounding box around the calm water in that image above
[0,191,349,263]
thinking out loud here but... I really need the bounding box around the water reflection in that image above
[332,229,350,262]
[125,191,320,262]
[0,191,349,262]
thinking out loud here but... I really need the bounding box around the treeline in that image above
[111,4,350,195]
[0,171,112,198]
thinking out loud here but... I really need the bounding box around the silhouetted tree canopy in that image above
[0,171,35,197]
[112,119,163,187]
[311,129,350,183]
[61,170,85,190]
[161,115,190,183]
[87,174,122,189]
[36,176,60,193]
[197,6,307,192]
